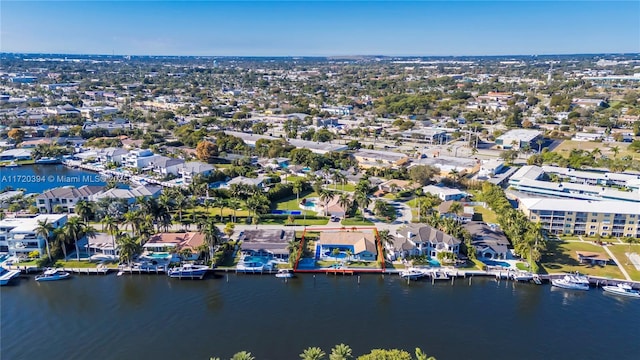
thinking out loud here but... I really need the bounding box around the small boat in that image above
[167,264,209,279]
[4,161,20,167]
[35,268,71,282]
[0,267,22,286]
[551,275,590,291]
[35,157,62,164]
[602,283,640,298]
[400,268,427,280]
[511,271,535,282]
[275,269,294,278]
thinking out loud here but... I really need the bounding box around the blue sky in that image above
[1,1,639,56]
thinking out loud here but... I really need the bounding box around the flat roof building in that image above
[495,129,542,150]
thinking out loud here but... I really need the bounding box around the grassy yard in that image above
[554,140,638,159]
[473,206,498,224]
[606,244,640,281]
[341,217,374,226]
[274,191,319,215]
[261,218,329,226]
[539,240,624,279]
[187,206,250,218]
[55,260,119,269]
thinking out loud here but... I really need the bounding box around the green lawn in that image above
[261,218,329,226]
[554,140,638,160]
[606,244,640,282]
[55,260,118,269]
[341,217,374,226]
[187,206,250,218]
[473,206,498,224]
[539,241,624,279]
[274,191,319,215]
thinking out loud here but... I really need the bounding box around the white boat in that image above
[551,275,590,290]
[511,271,535,282]
[602,283,640,298]
[275,269,294,278]
[400,268,427,280]
[167,264,209,279]
[35,157,62,164]
[0,267,22,286]
[4,161,20,168]
[35,268,71,282]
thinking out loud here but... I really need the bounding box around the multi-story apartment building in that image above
[0,214,67,256]
[519,198,640,238]
[36,185,103,213]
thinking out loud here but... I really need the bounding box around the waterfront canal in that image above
[0,165,106,193]
[1,274,638,360]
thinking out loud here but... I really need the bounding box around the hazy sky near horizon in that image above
[1,1,639,56]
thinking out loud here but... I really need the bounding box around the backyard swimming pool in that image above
[144,252,172,260]
[481,259,511,268]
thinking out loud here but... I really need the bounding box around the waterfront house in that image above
[95,147,128,165]
[0,214,67,257]
[123,149,162,169]
[144,232,205,260]
[390,223,461,261]
[179,161,215,184]
[0,148,33,161]
[89,185,162,204]
[150,156,185,176]
[36,185,104,213]
[315,231,377,261]
[238,229,295,260]
[463,222,510,260]
[353,149,409,169]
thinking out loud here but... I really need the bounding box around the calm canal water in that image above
[0,165,106,193]
[1,274,638,360]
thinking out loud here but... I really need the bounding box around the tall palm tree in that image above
[337,193,352,217]
[203,220,221,262]
[374,200,387,217]
[536,138,544,153]
[74,200,94,222]
[102,215,119,253]
[65,217,97,261]
[300,347,326,360]
[329,344,353,360]
[227,198,241,223]
[35,219,54,260]
[449,202,463,216]
[116,233,141,265]
[610,145,620,158]
[174,193,190,223]
[293,180,303,204]
[53,227,69,260]
[355,191,371,219]
[213,197,227,218]
[319,189,335,217]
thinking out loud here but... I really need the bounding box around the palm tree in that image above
[227,198,241,223]
[415,348,436,360]
[373,200,387,217]
[65,217,96,261]
[35,219,54,260]
[300,347,326,360]
[536,138,544,153]
[53,227,69,260]
[344,249,353,264]
[448,202,463,216]
[213,197,227,219]
[116,233,140,265]
[174,193,190,222]
[203,220,221,262]
[74,200,94,222]
[231,352,255,360]
[337,193,352,217]
[329,344,353,360]
[102,215,119,253]
[355,191,371,220]
[610,146,620,158]
[293,180,303,204]
[319,189,335,217]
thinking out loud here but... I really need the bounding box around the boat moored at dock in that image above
[602,283,640,298]
[167,264,209,279]
[35,268,71,282]
[551,275,590,291]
